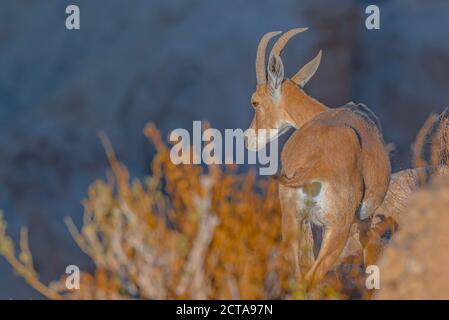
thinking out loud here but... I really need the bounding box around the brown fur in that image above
[360,107,449,284]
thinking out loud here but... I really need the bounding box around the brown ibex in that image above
[244,28,391,288]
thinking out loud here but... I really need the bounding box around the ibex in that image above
[244,28,391,288]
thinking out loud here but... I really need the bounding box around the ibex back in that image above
[244,28,391,288]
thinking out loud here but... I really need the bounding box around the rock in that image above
[375,178,449,299]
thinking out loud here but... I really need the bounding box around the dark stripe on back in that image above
[346,125,363,148]
[345,102,383,134]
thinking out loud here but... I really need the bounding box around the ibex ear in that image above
[267,54,284,98]
[291,50,322,88]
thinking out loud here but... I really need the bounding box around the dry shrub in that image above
[3,113,448,299]
[0,123,346,300]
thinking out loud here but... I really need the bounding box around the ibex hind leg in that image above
[305,211,353,289]
[358,147,391,247]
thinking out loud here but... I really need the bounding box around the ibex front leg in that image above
[305,215,353,288]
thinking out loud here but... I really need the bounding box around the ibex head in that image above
[245,28,322,151]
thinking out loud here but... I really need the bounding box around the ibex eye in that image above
[251,101,259,108]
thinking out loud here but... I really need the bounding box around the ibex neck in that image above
[285,91,329,129]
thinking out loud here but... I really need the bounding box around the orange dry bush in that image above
[1,123,324,299]
[8,116,448,299]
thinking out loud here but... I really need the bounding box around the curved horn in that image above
[256,31,282,85]
[269,27,308,57]
[291,50,322,87]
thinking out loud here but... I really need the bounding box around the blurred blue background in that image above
[1,0,449,298]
